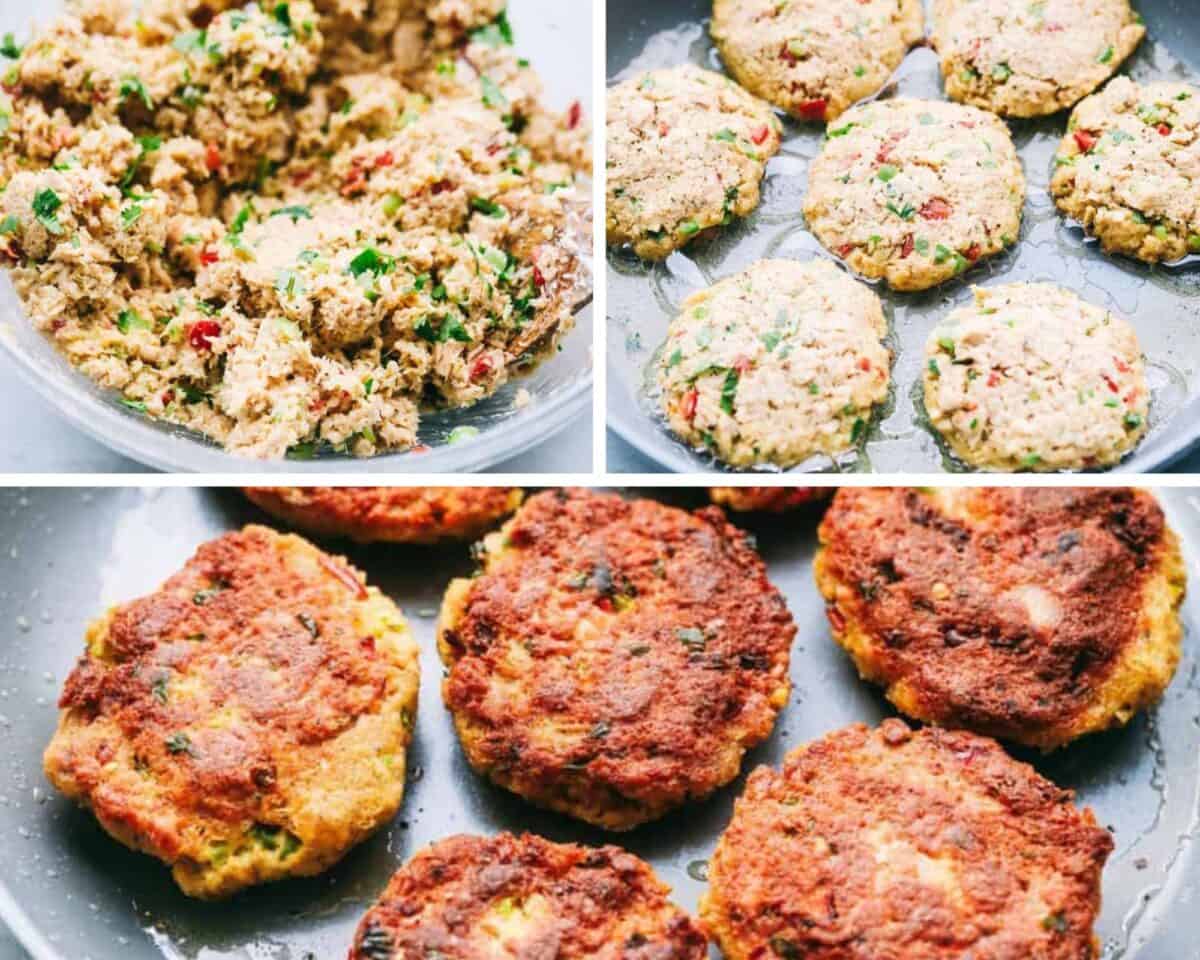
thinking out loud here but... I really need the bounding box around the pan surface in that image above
[606,0,1200,474]
[0,487,1198,959]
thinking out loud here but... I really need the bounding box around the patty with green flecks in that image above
[1051,77,1200,264]
[350,833,708,959]
[701,719,1114,960]
[606,65,782,261]
[657,258,890,469]
[932,0,1144,117]
[43,525,420,898]
[803,98,1025,291]
[924,282,1148,472]
[711,0,925,123]
[437,488,796,830]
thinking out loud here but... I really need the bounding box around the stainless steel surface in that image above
[0,350,595,473]
[0,0,594,474]
[606,0,1200,474]
[0,487,1198,959]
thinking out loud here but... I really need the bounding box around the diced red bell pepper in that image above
[470,355,494,381]
[532,265,546,289]
[199,247,219,266]
[204,142,222,173]
[374,151,394,168]
[682,388,699,421]
[751,125,771,145]
[920,197,953,220]
[796,98,828,121]
[965,243,981,261]
[900,234,914,258]
[1073,129,1098,153]
[1156,123,1172,136]
[188,319,221,351]
[567,100,583,130]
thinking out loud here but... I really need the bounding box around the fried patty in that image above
[349,832,708,959]
[437,489,796,830]
[43,525,420,898]
[243,487,523,544]
[701,720,1114,960]
[815,488,1185,749]
[710,488,830,513]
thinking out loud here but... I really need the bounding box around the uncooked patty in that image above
[606,65,783,261]
[803,98,1025,291]
[701,719,1114,960]
[349,833,708,959]
[711,0,924,123]
[656,259,890,469]
[1051,77,1200,264]
[243,487,523,543]
[932,0,1144,117]
[42,525,420,898]
[437,488,796,830]
[923,283,1148,472]
[814,487,1186,749]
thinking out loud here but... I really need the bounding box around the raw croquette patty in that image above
[437,488,796,830]
[923,283,1148,472]
[349,832,708,959]
[657,259,890,469]
[606,65,783,261]
[711,0,924,123]
[803,98,1025,292]
[243,487,523,543]
[700,719,1114,960]
[710,487,830,513]
[932,0,1144,117]
[42,525,420,899]
[1051,77,1200,264]
[814,487,1186,750]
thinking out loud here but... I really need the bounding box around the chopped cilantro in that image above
[32,188,63,235]
[0,34,22,59]
[116,309,151,334]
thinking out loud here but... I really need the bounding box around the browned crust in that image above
[350,833,708,959]
[814,487,1185,748]
[438,488,796,829]
[243,487,523,544]
[701,720,1114,960]
[710,487,831,513]
[42,525,418,897]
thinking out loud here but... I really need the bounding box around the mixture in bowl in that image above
[0,0,590,459]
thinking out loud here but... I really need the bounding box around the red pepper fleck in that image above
[162,389,175,404]
[658,121,670,137]
[876,131,907,163]
[567,100,583,130]
[987,370,1001,387]
[411,444,431,454]
[204,142,222,173]
[900,234,914,258]
[360,637,376,654]
[920,197,953,220]
[341,166,367,197]
[50,318,66,332]
[199,247,219,266]
[682,388,699,422]
[1073,129,1098,153]
[858,356,872,372]
[319,556,368,599]
[1124,390,1139,404]
[1103,374,1119,393]
[596,596,614,613]
[965,243,981,261]
[1113,356,1131,374]
[751,125,771,145]
[374,150,394,168]
[796,98,828,121]
[470,355,494,381]
[826,605,846,633]
[532,264,546,289]
[1156,123,1172,136]
[431,178,453,195]
[291,168,313,186]
[188,319,221,351]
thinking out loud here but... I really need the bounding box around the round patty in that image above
[710,487,830,513]
[700,719,1114,960]
[712,0,924,123]
[42,525,420,899]
[606,64,783,261]
[243,487,523,543]
[349,832,708,959]
[814,487,1185,750]
[932,0,1144,117]
[803,98,1025,291]
[924,283,1148,472]
[1051,77,1200,263]
[656,259,890,469]
[437,488,796,830]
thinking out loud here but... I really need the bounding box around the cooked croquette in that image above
[349,832,709,959]
[243,486,523,543]
[815,487,1186,750]
[437,488,796,830]
[701,720,1114,960]
[710,487,830,513]
[43,525,420,899]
